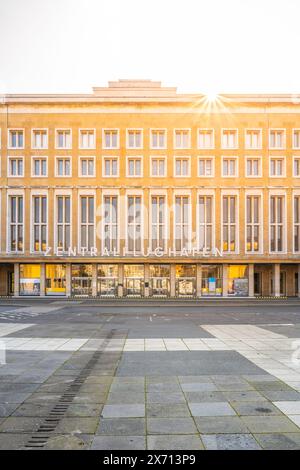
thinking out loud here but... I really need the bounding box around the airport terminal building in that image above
[0,79,299,298]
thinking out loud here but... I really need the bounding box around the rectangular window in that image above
[56,196,71,251]
[127,129,143,148]
[198,158,214,177]
[269,129,285,149]
[198,195,213,250]
[32,129,48,149]
[174,129,190,148]
[175,196,190,251]
[270,195,285,252]
[294,196,300,252]
[175,157,190,177]
[246,157,261,177]
[293,129,300,149]
[32,196,47,252]
[222,129,238,149]
[151,129,166,149]
[222,196,237,252]
[127,157,142,177]
[8,157,23,177]
[80,196,94,251]
[8,195,23,252]
[151,196,165,252]
[270,157,285,177]
[103,129,119,149]
[294,157,300,177]
[222,157,237,177]
[246,196,260,252]
[79,129,95,149]
[32,157,47,177]
[245,129,262,149]
[56,157,71,176]
[198,129,214,149]
[103,157,118,177]
[79,157,95,177]
[127,196,142,253]
[104,196,118,253]
[151,157,166,177]
[8,130,24,149]
[56,129,72,149]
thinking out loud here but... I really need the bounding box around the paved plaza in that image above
[1,299,300,450]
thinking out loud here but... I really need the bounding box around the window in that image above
[80,196,94,251]
[103,129,119,149]
[151,157,166,177]
[127,196,142,252]
[270,157,285,177]
[56,157,71,176]
[32,129,48,149]
[151,196,166,252]
[246,157,261,177]
[294,157,300,177]
[127,129,143,149]
[8,157,23,177]
[79,129,95,149]
[222,129,238,149]
[8,130,24,149]
[175,196,190,251]
[150,129,166,149]
[198,129,214,149]
[293,129,300,149]
[175,157,190,177]
[198,157,214,177]
[245,129,262,149]
[222,195,237,252]
[270,195,285,252]
[127,157,142,177]
[198,195,213,250]
[79,157,95,177]
[32,157,47,177]
[269,129,285,149]
[8,195,23,252]
[32,196,47,252]
[222,157,238,177]
[103,196,118,253]
[103,157,118,177]
[246,196,261,252]
[56,196,71,251]
[56,129,72,149]
[174,129,190,149]
[294,196,300,252]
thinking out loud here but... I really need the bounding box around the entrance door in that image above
[176,278,196,297]
[280,272,286,296]
[8,272,14,296]
[150,277,170,297]
[254,272,262,296]
[125,278,143,297]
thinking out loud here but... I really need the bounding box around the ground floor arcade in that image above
[0,262,299,298]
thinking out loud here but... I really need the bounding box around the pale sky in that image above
[0,0,300,95]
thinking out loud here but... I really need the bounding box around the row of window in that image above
[3,128,300,150]
[5,155,300,178]
[6,193,299,254]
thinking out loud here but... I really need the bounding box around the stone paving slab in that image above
[147,434,204,450]
[147,417,197,434]
[194,416,249,434]
[97,418,146,435]
[91,436,146,450]
[201,434,261,450]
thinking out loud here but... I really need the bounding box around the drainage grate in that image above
[24,329,118,449]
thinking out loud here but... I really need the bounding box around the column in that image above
[40,263,46,296]
[14,263,20,296]
[298,265,300,298]
[144,264,150,297]
[170,264,176,297]
[92,264,97,297]
[196,264,202,297]
[248,264,254,297]
[118,264,124,297]
[222,264,228,297]
[273,263,280,297]
[66,263,72,297]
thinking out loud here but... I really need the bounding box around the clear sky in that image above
[0,0,300,94]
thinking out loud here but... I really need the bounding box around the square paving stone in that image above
[12,403,54,417]
[146,383,181,392]
[254,433,300,450]
[261,390,300,401]
[189,402,236,417]
[97,418,145,435]
[178,376,213,383]
[194,416,249,434]
[91,436,145,450]
[213,382,255,392]
[146,392,186,404]
[147,435,204,450]
[241,416,300,433]
[101,404,145,418]
[0,417,44,433]
[147,418,197,434]
[231,401,283,416]
[201,434,261,450]
[223,391,267,402]
[106,392,145,404]
[0,433,31,450]
[65,404,103,418]
[251,381,293,391]
[146,403,190,418]
[54,417,99,434]
[43,433,93,450]
[184,391,226,402]
[273,401,300,415]
[181,383,218,392]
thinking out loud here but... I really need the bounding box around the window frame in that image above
[55,156,72,177]
[126,128,143,149]
[31,156,48,178]
[102,128,120,149]
[268,128,286,150]
[150,156,167,177]
[221,156,239,177]
[78,156,96,178]
[244,128,262,150]
[7,128,25,150]
[78,128,96,150]
[221,128,239,150]
[269,156,286,178]
[55,128,72,150]
[31,128,48,150]
[7,156,24,177]
[197,156,215,177]
[197,128,215,149]
[173,128,191,149]
[245,156,262,178]
[150,128,167,150]
[126,156,143,178]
